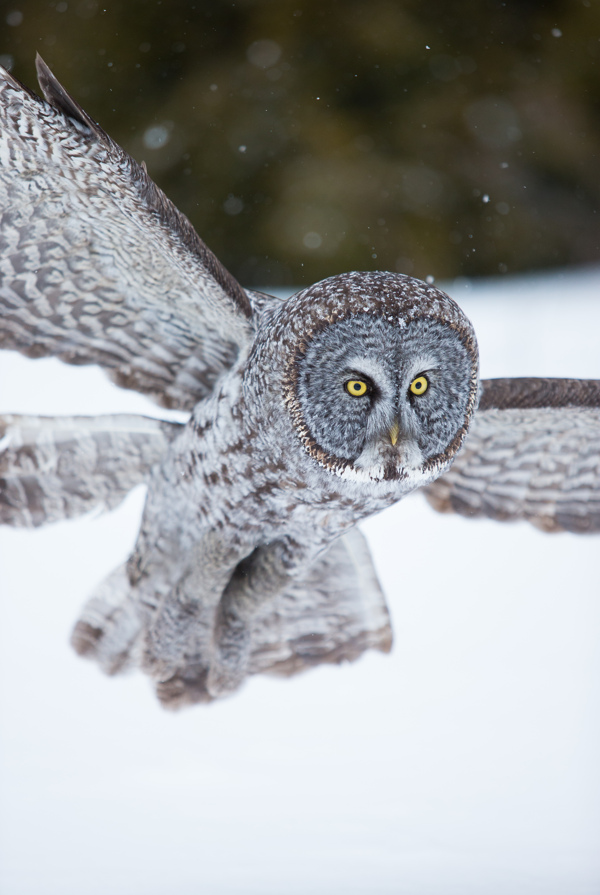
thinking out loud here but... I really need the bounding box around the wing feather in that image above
[425,378,600,533]
[0,413,183,526]
[0,57,256,409]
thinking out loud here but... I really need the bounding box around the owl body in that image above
[1,59,599,707]
[134,270,476,568]
[122,274,476,693]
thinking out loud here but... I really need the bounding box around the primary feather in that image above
[0,413,182,526]
[0,56,255,409]
[425,378,600,532]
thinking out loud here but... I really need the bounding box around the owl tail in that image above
[0,413,183,527]
[71,564,142,675]
[156,528,394,710]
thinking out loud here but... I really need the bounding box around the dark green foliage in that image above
[3,0,600,285]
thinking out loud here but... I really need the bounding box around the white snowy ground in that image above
[0,268,599,895]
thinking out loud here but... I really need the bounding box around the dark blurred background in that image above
[2,0,600,287]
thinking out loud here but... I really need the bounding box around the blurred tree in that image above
[2,0,599,286]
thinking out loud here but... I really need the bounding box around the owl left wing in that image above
[424,378,600,533]
[0,57,257,410]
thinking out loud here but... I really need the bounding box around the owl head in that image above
[262,271,479,485]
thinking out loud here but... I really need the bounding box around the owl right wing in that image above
[424,378,600,533]
[0,57,259,411]
[1,413,183,527]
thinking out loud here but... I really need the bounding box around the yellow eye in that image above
[409,375,428,396]
[346,379,368,397]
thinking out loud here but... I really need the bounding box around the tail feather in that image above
[70,528,392,709]
[71,564,142,675]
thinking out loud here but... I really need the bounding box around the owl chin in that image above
[353,437,424,480]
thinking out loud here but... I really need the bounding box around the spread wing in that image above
[0,56,257,410]
[0,413,183,527]
[424,378,600,533]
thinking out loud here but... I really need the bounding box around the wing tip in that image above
[34,53,107,140]
[3,55,252,326]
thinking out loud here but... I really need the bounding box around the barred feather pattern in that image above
[0,413,182,526]
[424,404,600,532]
[0,58,254,410]
[72,527,392,709]
[3,58,600,710]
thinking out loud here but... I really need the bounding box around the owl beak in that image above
[388,419,400,446]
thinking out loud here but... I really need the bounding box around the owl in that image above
[1,58,599,708]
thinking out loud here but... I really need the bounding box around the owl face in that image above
[278,272,479,483]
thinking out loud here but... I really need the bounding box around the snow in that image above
[0,268,599,895]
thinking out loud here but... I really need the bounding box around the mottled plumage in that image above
[1,59,599,707]
[0,413,180,526]
[425,378,600,532]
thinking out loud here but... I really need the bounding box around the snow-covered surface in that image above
[0,268,599,895]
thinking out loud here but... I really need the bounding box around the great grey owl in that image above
[1,58,599,708]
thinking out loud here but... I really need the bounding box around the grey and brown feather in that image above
[1,59,598,707]
[425,378,600,533]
